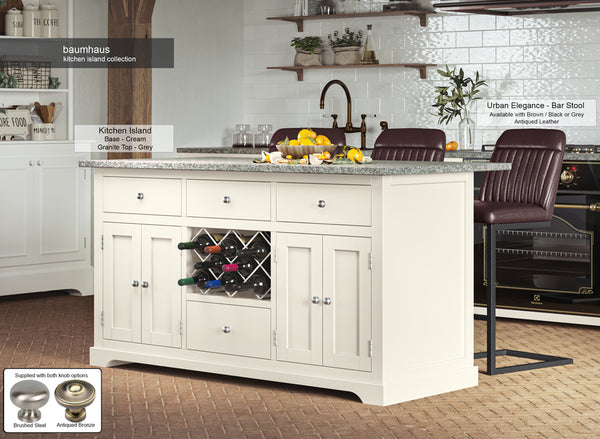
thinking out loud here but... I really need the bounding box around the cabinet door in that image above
[140,225,182,348]
[322,236,372,372]
[276,233,323,366]
[103,223,142,343]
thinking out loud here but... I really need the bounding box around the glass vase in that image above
[458,117,475,150]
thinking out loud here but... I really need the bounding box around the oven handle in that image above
[555,203,600,212]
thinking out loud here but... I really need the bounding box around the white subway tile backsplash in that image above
[509,29,538,46]
[482,30,510,47]
[469,15,496,31]
[483,63,510,80]
[469,47,496,63]
[496,46,524,63]
[457,31,482,48]
[443,14,470,32]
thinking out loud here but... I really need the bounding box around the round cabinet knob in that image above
[323,297,332,305]
[311,296,320,304]
[55,380,96,423]
[141,281,149,288]
[317,200,326,208]
[222,325,231,334]
[137,192,144,200]
[10,380,50,423]
[223,196,231,204]
[560,170,575,184]
[131,280,139,287]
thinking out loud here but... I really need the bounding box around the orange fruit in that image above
[300,137,316,146]
[298,128,317,140]
[347,148,363,163]
[288,139,300,146]
[446,141,458,151]
[315,135,331,145]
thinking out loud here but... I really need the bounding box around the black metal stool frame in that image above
[474,221,574,375]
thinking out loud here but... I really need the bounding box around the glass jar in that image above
[254,124,272,150]
[232,124,253,148]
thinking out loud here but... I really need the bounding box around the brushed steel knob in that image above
[55,380,96,423]
[312,296,320,304]
[132,280,139,287]
[137,192,144,200]
[223,196,231,204]
[317,200,326,208]
[223,325,231,334]
[37,160,43,166]
[323,297,332,305]
[141,281,149,288]
[10,380,50,423]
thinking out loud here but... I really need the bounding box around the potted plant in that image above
[328,28,363,65]
[291,36,323,67]
[432,65,487,150]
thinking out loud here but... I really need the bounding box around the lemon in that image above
[288,139,300,146]
[298,128,317,140]
[300,137,316,146]
[347,148,363,163]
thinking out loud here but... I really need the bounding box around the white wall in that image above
[244,3,600,147]
[152,0,245,148]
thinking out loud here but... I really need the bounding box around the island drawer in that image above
[187,180,270,220]
[276,183,371,226]
[103,177,182,216]
[187,302,271,359]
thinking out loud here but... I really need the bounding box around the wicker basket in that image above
[0,57,51,89]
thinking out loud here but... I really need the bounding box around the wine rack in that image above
[182,228,271,300]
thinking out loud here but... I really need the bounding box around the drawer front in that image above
[276,183,371,226]
[187,302,271,359]
[103,177,182,216]
[187,180,270,220]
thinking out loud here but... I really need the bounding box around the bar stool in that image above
[371,128,446,161]
[268,128,346,153]
[475,128,573,375]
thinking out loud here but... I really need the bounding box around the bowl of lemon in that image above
[277,128,338,158]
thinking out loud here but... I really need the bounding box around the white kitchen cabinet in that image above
[0,144,92,296]
[276,233,371,372]
[102,222,181,348]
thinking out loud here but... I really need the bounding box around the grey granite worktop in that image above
[80,157,510,176]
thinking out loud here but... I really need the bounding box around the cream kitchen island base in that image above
[84,158,509,406]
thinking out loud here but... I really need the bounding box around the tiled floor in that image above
[1,291,599,439]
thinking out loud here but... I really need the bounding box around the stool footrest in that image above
[475,349,573,375]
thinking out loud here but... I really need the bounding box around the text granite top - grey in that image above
[79,157,510,176]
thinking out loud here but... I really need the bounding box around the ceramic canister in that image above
[5,8,23,37]
[23,4,41,37]
[40,3,59,38]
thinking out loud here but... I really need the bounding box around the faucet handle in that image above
[380,121,389,130]
[331,113,338,129]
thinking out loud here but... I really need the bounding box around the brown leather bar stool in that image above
[268,128,346,154]
[475,128,573,375]
[371,128,446,161]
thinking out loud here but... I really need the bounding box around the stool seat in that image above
[474,201,550,224]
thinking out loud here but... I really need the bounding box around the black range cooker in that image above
[474,145,600,325]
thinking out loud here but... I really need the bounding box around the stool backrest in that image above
[268,128,346,153]
[478,129,566,217]
[371,128,446,161]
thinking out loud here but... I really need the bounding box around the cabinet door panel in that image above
[276,233,323,365]
[103,223,142,343]
[322,236,372,372]
[141,225,182,348]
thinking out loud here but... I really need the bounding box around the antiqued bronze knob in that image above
[10,380,50,423]
[55,380,96,422]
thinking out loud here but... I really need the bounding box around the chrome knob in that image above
[10,380,50,423]
[223,325,231,334]
[560,170,575,184]
[141,281,149,288]
[223,196,231,204]
[55,380,96,423]
[317,200,326,208]
[37,160,43,166]
[323,297,332,305]
[311,296,320,304]
[131,280,139,287]
[29,160,34,167]
[137,192,144,200]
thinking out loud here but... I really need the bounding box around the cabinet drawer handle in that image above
[311,296,320,304]
[141,281,149,288]
[131,280,139,287]
[222,325,231,334]
[223,196,231,204]
[137,193,144,200]
[317,200,326,208]
[323,297,332,305]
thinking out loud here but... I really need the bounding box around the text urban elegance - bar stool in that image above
[475,128,573,375]
[268,128,346,153]
[371,128,446,161]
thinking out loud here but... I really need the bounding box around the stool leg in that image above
[486,224,497,375]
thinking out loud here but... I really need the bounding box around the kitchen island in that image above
[81,157,509,406]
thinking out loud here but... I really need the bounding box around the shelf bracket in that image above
[280,67,303,81]
[406,12,427,27]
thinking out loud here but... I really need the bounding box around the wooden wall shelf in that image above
[267,63,435,81]
[266,10,434,31]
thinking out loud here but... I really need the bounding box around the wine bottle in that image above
[236,237,269,259]
[177,236,213,251]
[203,237,241,257]
[204,272,242,290]
[193,254,227,271]
[221,257,256,277]
[177,270,214,287]
[229,274,269,295]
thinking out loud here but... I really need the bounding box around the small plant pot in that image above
[294,49,322,67]
[333,46,361,66]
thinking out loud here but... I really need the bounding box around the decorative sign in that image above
[0,110,31,136]
[477,100,596,127]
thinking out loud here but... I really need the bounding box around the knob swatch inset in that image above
[10,380,50,423]
[54,380,96,422]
